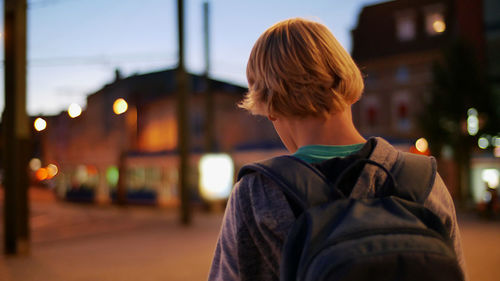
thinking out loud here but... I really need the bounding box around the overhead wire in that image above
[0,52,178,67]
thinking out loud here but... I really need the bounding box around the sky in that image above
[0,0,387,117]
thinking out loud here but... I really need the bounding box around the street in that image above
[0,188,499,281]
[0,188,222,281]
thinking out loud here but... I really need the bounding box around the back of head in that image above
[240,18,364,118]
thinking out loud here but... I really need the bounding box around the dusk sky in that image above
[0,0,387,117]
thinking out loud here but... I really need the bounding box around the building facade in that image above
[352,0,484,139]
[351,0,499,202]
[37,69,284,206]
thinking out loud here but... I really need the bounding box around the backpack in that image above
[238,152,464,281]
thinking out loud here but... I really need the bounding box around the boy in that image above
[208,18,466,281]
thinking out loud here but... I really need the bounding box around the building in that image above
[484,0,500,103]
[352,0,484,140]
[351,0,499,202]
[36,69,284,206]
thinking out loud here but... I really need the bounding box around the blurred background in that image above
[0,0,499,280]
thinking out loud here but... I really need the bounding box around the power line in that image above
[0,52,177,67]
[27,0,82,9]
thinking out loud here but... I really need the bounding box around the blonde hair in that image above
[239,18,364,118]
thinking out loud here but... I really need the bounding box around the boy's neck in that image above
[287,108,366,151]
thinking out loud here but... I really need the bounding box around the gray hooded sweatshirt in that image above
[208,137,467,281]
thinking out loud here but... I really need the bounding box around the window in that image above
[367,106,378,127]
[361,96,380,128]
[392,91,411,132]
[423,4,446,36]
[395,66,410,83]
[191,110,203,137]
[395,10,416,41]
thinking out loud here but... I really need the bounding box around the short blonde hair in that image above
[239,18,364,118]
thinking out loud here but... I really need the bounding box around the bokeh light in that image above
[29,158,42,171]
[493,136,500,147]
[47,164,59,179]
[35,168,48,181]
[482,169,499,189]
[432,20,446,33]
[415,138,429,153]
[467,115,479,136]
[75,165,88,183]
[467,108,478,117]
[68,103,82,118]
[34,117,47,131]
[199,154,234,200]
[478,137,489,149]
[106,166,119,187]
[113,98,128,115]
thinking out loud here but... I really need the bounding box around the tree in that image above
[419,40,499,204]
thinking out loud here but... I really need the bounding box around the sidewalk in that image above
[1,188,500,281]
[0,195,223,281]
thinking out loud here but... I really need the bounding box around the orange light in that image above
[47,164,58,179]
[432,20,446,33]
[35,168,49,181]
[113,98,128,115]
[415,138,429,153]
[87,165,98,175]
[410,145,430,156]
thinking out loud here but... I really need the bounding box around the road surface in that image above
[0,187,498,281]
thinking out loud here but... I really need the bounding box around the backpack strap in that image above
[238,156,339,215]
[237,152,437,215]
[391,152,437,204]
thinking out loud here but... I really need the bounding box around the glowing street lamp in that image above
[415,138,429,153]
[34,117,47,131]
[29,158,42,171]
[47,164,59,179]
[478,137,489,149]
[432,20,446,33]
[35,168,48,181]
[467,108,479,136]
[113,98,128,115]
[68,103,82,118]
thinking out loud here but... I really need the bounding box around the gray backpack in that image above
[238,153,463,281]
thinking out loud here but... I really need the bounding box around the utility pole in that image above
[177,0,191,225]
[203,0,215,152]
[3,0,30,255]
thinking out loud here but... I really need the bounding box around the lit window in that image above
[395,11,416,41]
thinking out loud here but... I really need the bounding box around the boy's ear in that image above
[267,114,277,122]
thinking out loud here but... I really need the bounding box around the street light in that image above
[432,20,446,33]
[47,164,58,179]
[68,103,82,118]
[113,98,128,115]
[415,138,429,153]
[478,137,489,149]
[34,117,47,131]
[467,108,479,136]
